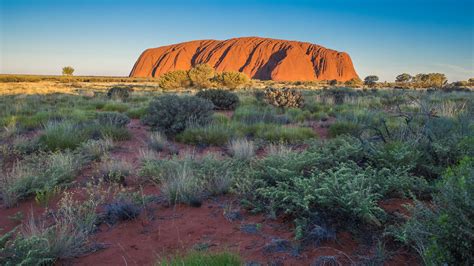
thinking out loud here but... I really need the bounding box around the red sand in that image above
[129,37,359,82]
[0,117,420,265]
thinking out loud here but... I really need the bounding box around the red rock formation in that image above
[129,37,359,82]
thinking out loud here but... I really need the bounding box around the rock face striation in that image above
[130,37,359,82]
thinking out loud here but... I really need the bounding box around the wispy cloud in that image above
[434,63,473,75]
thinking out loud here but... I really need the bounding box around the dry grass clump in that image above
[228,138,255,160]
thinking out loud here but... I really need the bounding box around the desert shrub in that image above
[1,186,104,263]
[195,89,240,110]
[39,121,88,151]
[176,123,235,146]
[160,159,204,206]
[228,138,255,160]
[98,159,132,184]
[96,124,131,141]
[328,121,361,137]
[96,111,130,127]
[188,64,215,88]
[148,132,169,152]
[233,105,290,124]
[161,251,242,266]
[140,155,235,205]
[101,102,129,112]
[126,107,147,119]
[79,138,114,161]
[142,94,214,135]
[393,157,474,265]
[213,71,250,89]
[286,108,312,122]
[5,151,81,205]
[158,70,191,89]
[264,88,304,108]
[104,200,141,224]
[255,125,316,143]
[106,86,133,100]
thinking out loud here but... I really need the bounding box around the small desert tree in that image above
[188,64,215,88]
[396,73,412,83]
[364,75,379,87]
[62,66,74,76]
[158,70,191,90]
[344,78,363,88]
[213,71,250,89]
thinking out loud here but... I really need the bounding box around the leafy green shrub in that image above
[195,89,240,110]
[96,111,130,127]
[106,87,133,100]
[394,157,474,265]
[158,70,191,89]
[213,71,250,89]
[160,251,242,266]
[142,94,214,135]
[264,88,304,108]
[188,64,215,88]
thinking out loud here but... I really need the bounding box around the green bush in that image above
[264,88,304,108]
[106,87,133,100]
[213,71,250,89]
[394,157,474,265]
[188,64,215,88]
[195,89,240,110]
[96,112,130,127]
[158,70,191,90]
[142,94,214,135]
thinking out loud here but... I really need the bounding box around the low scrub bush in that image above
[39,121,88,151]
[188,64,215,88]
[1,186,105,263]
[213,71,250,89]
[148,132,170,152]
[264,88,304,108]
[233,105,290,124]
[104,200,141,224]
[126,107,147,119]
[158,70,191,90]
[228,138,255,160]
[142,94,214,135]
[139,155,235,206]
[98,159,132,184]
[107,86,133,100]
[96,112,130,127]
[393,157,474,265]
[195,89,240,110]
[255,125,316,143]
[176,123,235,146]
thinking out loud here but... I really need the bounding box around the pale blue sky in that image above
[1,0,473,81]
